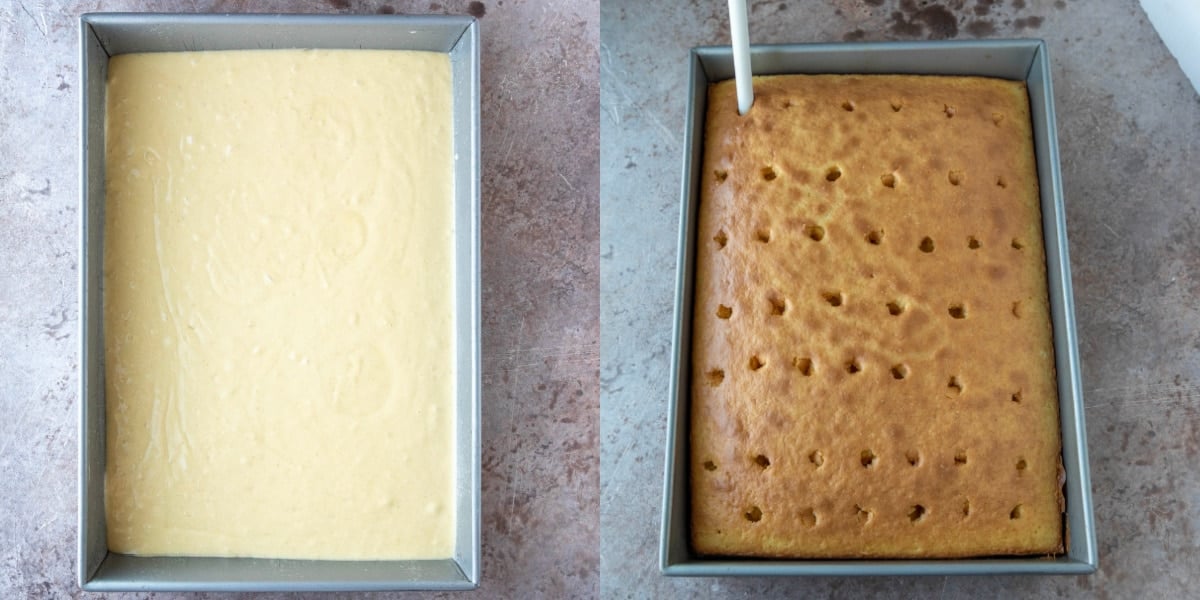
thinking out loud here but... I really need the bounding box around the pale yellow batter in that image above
[103,50,456,560]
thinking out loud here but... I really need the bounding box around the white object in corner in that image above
[1140,0,1200,95]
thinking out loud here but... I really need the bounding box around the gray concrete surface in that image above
[0,0,598,598]
[601,0,1200,598]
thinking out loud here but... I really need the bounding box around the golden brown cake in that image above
[690,74,1063,558]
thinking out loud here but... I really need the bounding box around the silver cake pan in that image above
[78,13,481,591]
[661,39,1096,576]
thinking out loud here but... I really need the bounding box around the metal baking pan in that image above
[661,39,1096,576]
[78,13,480,591]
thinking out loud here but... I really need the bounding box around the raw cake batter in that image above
[103,49,456,560]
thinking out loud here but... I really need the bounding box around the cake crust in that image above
[690,74,1063,558]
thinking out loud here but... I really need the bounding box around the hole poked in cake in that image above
[823,291,844,307]
[962,499,971,517]
[714,169,728,184]
[841,100,855,112]
[714,230,728,249]
[855,504,873,524]
[890,99,903,112]
[716,304,733,319]
[954,450,968,466]
[992,112,1005,125]
[948,304,967,319]
[809,450,824,467]
[761,166,778,181]
[1011,238,1024,250]
[825,166,842,182]
[908,504,926,522]
[705,369,725,386]
[944,104,956,118]
[799,507,817,528]
[1011,390,1023,403]
[756,228,772,243]
[968,236,981,249]
[806,224,826,242]
[905,450,921,466]
[880,173,896,188]
[793,357,814,376]
[867,229,884,245]
[767,296,787,316]
[886,301,905,316]
[745,506,763,522]
[996,175,1008,188]
[703,460,718,471]
[948,170,964,186]
[919,237,935,253]
[1011,301,1022,318]
[748,355,766,371]
[1016,458,1028,472]
[754,454,771,469]
[846,358,862,374]
[1010,504,1023,520]
[947,376,963,395]
[860,449,876,468]
[891,364,909,380]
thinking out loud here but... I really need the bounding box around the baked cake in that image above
[690,75,1063,558]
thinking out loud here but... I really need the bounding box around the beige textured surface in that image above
[690,75,1062,558]
[103,50,456,560]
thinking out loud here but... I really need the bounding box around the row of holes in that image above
[828,98,1006,125]
[704,365,1025,404]
[779,98,1007,126]
[716,227,1025,252]
[735,501,1024,526]
[703,453,1029,472]
[715,297,1005,320]
[719,166,1010,189]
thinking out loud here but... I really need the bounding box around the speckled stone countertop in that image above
[0,0,597,598]
[601,0,1199,598]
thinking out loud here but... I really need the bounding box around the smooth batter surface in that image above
[103,50,456,560]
